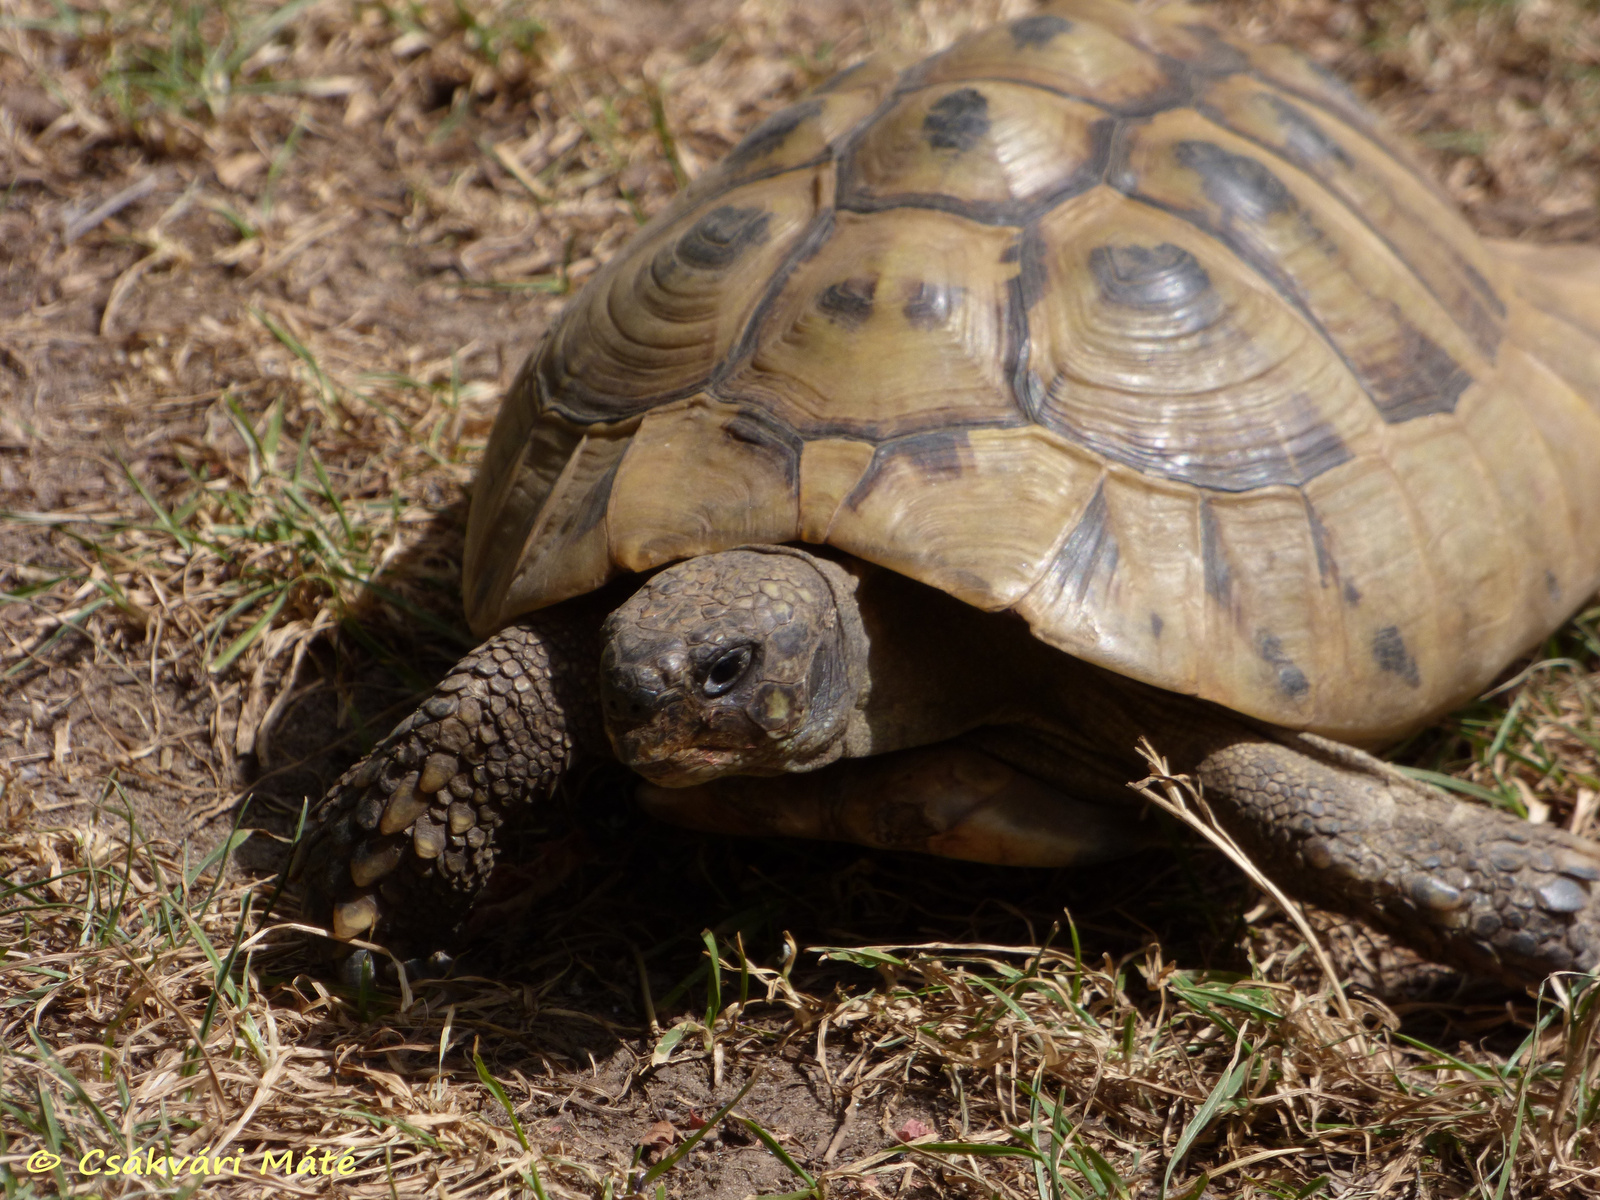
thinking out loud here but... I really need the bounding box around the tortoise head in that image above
[599,547,868,786]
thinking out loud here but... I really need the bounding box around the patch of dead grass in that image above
[4,807,1597,1196]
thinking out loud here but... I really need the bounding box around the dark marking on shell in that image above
[1014,363,1046,423]
[884,427,971,482]
[1003,258,1044,422]
[1545,569,1561,603]
[1248,56,1376,139]
[1303,59,1373,123]
[1132,140,1475,426]
[1203,90,1505,360]
[902,280,964,330]
[839,116,1115,226]
[817,276,878,328]
[1150,612,1164,638]
[1245,56,1380,143]
[1368,325,1473,422]
[923,88,991,153]
[1343,580,1362,606]
[847,429,972,503]
[1462,259,1508,321]
[1010,226,1049,310]
[726,411,803,488]
[1110,77,1198,119]
[1278,392,1354,482]
[1452,258,1507,358]
[1036,381,1351,492]
[1010,14,1072,48]
[727,100,824,167]
[675,205,772,270]
[716,210,838,380]
[1257,631,1310,698]
[1303,496,1335,587]
[1102,120,1141,195]
[1260,93,1352,167]
[1175,140,1293,220]
[1372,624,1420,686]
[1082,116,1121,190]
[1200,498,1231,605]
[1043,483,1118,606]
[568,457,619,538]
[1089,241,1214,316]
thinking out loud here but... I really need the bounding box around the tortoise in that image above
[293,0,1600,984]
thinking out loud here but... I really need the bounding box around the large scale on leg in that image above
[293,0,1600,984]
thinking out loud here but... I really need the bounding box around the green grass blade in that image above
[640,1070,761,1187]
[730,1114,817,1190]
[1391,766,1518,810]
[1161,1053,1249,1197]
[208,585,289,673]
[472,1050,549,1200]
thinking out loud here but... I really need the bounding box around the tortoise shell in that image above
[463,0,1600,743]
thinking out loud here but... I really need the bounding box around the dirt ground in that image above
[4,1,1600,1197]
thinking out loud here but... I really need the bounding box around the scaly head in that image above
[599,547,867,785]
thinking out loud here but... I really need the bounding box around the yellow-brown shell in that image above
[463,0,1600,743]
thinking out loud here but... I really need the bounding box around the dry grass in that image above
[3,0,1600,1196]
[4,806,1598,1198]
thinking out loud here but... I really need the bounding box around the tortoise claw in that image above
[290,616,602,956]
[333,893,381,941]
[378,775,426,835]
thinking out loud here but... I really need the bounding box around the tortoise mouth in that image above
[612,732,766,788]
[631,751,742,788]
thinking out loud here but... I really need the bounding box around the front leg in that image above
[291,615,602,954]
[1196,734,1600,984]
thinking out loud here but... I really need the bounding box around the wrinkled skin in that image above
[599,549,866,785]
[293,545,1600,985]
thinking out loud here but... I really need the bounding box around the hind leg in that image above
[1196,732,1600,984]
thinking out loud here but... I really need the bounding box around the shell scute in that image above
[1194,73,1505,357]
[539,166,834,422]
[910,9,1181,114]
[1023,190,1379,492]
[1019,466,1204,692]
[715,208,1024,438]
[713,83,889,184]
[828,424,1104,611]
[1118,109,1487,425]
[472,431,627,629]
[840,82,1113,223]
[606,401,801,573]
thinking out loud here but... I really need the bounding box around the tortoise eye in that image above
[702,646,754,697]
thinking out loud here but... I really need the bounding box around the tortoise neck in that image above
[840,565,1051,759]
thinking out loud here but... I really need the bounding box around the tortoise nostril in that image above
[604,686,658,724]
[601,665,670,725]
